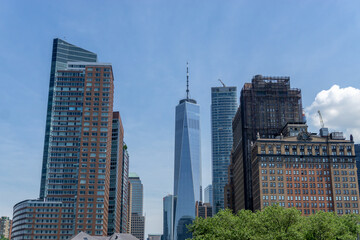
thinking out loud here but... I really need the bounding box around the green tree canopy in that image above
[189,205,360,240]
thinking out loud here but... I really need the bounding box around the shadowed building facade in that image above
[195,202,212,219]
[120,144,130,233]
[355,144,360,193]
[108,112,124,235]
[225,75,303,212]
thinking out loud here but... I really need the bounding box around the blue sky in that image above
[1,0,360,236]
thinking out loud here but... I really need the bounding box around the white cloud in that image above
[306,85,360,142]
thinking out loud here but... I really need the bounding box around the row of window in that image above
[87,72,110,77]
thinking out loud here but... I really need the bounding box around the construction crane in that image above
[317,110,325,128]
[218,79,226,87]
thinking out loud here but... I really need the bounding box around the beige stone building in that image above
[252,123,360,215]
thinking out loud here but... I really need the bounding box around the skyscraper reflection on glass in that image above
[173,66,202,240]
[211,86,237,214]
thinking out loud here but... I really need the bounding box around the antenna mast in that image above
[186,62,189,100]
[218,79,226,87]
[317,110,325,128]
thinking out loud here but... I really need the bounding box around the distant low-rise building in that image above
[0,216,11,239]
[204,185,213,206]
[130,214,145,240]
[12,199,74,239]
[71,231,138,240]
[147,234,162,240]
[195,202,212,219]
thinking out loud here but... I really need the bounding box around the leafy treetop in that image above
[189,205,360,240]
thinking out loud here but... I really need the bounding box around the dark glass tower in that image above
[120,143,130,233]
[355,144,360,193]
[228,75,303,211]
[39,39,97,198]
[107,112,124,235]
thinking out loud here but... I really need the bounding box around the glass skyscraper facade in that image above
[129,173,143,215]
[173,97,202,240]
[211,86,237,214]
[40,38,97,199]
[120,144,130,233]
[204,184,213,206]
[128,173,145,240]
[108,112,124,235]
[162,194,175,240]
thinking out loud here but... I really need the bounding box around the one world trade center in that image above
[173,64,202,240]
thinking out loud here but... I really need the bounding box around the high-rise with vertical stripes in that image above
[211,86,237,214]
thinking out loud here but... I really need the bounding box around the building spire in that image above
[186,62,189,100]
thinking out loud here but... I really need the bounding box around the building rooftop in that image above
[67,61,112,66]
[129,172,139,178]
[179,98,197,104]
[70,232,139,240]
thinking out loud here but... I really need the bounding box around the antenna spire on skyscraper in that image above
[186,62,189,100]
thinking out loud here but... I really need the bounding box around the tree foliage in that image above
[188,205,360,240]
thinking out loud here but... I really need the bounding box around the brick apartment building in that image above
[252,123,360,215]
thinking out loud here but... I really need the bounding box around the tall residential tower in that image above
[211,85,237,213]
[40,38,97,199]
[12,39,126,240]
[173,65,201,240]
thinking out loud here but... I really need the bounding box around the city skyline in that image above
[2,1,360,237]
